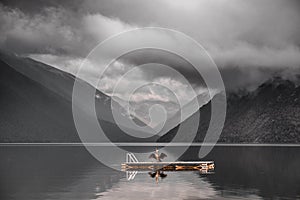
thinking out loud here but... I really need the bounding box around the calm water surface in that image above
[0,146,299,200]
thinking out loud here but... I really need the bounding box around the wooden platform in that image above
[121,161,215,171]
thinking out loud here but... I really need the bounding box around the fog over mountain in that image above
[0,0,300,142]
[1,0,300,99]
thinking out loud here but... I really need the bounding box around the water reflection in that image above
[95,171,219,200]
[148,170,167,183]
[96,171,263,200]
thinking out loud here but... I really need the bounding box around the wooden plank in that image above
[121,161,215,171]
[122,161,214,165]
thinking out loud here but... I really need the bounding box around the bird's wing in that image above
[160,153,167,159]
[160,173,167,178]
[148,172,156,178]
[149,153,156,159]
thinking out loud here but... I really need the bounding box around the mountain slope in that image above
[159,77,300,143]
[0,51,157,142]
[0,58,79,142]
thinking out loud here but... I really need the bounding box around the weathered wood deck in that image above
[121,161,215,171]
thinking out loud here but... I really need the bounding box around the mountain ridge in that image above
[2,49,299,143]
[158,77,300,143]
[0,50,157,142]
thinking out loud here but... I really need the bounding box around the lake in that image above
[0,145,299,199]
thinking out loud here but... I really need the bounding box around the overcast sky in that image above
[1,0,300,105]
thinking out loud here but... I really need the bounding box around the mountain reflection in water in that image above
[0,146,299,200]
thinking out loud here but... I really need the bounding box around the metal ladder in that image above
[126,152,138,181]
[126,152,139,163]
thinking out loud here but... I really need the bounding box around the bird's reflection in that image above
[148,170,167,184]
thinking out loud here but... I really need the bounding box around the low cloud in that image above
[0,4,135,57]
[0,5,81,55]
[1,0,300,99]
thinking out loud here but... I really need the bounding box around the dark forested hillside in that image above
[159,77,300,143]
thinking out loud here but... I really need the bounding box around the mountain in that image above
[112,96,180,128]
[0,50,157,142]
[154,92,212,137]
[112,91,212,137]
[158,77,300,143]
[3,49,299,143]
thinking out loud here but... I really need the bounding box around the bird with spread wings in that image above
[149,148,167,162]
